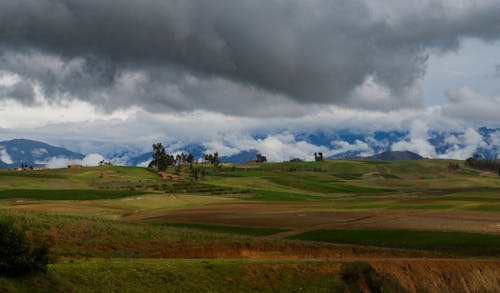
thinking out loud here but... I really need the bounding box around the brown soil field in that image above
[125,201,500,236]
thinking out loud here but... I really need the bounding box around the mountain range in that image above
[0,139,84,169]
[0,127,499,168]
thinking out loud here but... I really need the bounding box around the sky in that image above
[0,0,500,161]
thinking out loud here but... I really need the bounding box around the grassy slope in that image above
[0,259,344,293]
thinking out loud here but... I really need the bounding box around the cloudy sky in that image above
[0,0,499,161]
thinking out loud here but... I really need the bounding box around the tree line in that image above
[148,143,223,181]
[148,142,329,180]
[465,154,500,176]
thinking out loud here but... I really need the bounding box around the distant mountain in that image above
[220,150,259,163]
[0,139,84,169]
[4,126,499,168]
[363,151,423,161]
[126,152,153,167]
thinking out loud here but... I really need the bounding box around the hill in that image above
[0,139,84,168]
[363,150,424,161]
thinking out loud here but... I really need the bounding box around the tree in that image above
[314,152,324,162]
[256,153,267,163]
[186,153,195,164]
[203,152,221,173]
[149,143,174,171]
[189,163,205,181]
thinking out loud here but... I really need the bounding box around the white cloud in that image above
[346,76,421,110]
[0,148,13,164]
[200,133,330,162]
[31,148,48,158]
[137,160,152,168]
[442,87,500,121]
[392,120,436,158]
[330,140,374,157]
[438,128,487,159]
[39,153,105,169]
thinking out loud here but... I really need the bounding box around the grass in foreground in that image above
[289,229,500,257]
[0,258,345,293]
[161,223,290,236]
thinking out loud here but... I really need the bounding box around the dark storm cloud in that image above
[0,0,500,114]
[495,64,500,78]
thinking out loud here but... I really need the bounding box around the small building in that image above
[68,164,82,169]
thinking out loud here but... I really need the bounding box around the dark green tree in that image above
[149,143,174,171]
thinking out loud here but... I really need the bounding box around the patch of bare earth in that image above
[124,201,500,236]
[369,259,500,293]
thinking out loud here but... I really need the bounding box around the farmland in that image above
[0,159,499,292]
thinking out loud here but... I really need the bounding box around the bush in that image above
[340,261,382,293]
[0,218,52,276]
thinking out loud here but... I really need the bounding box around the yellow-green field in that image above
[0,159,499,292]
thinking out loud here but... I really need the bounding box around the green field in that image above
[290,229,500,256]
[0,189,145,200]
[0,159,499,291]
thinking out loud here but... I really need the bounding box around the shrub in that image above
[0,218,52,276]
[340,261,382,293]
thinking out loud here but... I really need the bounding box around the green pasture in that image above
[0,189,146,201]
[290,229,500,257]
[0,159,499,208]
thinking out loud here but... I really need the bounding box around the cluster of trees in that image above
[256,153,267,163]
[148,143,174,171]
[203,152,221,173]
[149,143,199,171]
[149,143,223,180]
[149,143,332,177]
[314,152,324,162]
[465,155,500,175]
[175,153,195,165]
